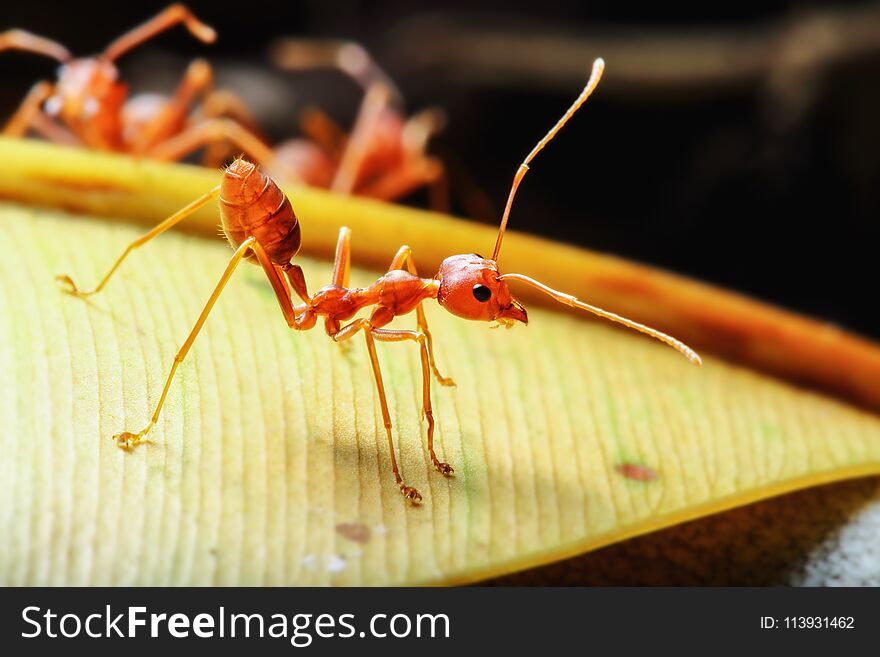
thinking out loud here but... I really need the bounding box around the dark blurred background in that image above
[3,0,879,338]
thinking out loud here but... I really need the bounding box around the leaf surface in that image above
[1,140,879,585]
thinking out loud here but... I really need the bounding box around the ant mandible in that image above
[0,4,282,169]
[57,58,701,504]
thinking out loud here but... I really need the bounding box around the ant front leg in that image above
[57,185,221,297]
[331,318,422,504]
[388,245,455,387]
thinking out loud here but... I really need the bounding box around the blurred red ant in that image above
[266,39,452,210]
[0,4,283,170]
[57,58,700,504]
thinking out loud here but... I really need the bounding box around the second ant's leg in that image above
[146,119,302,183]
[424,157,451,215]
[3,81,54,137]
[102,4,216,61]
[358,158,448,210]
[114,236,255,449]
[57,184,221,297]
[403,109,450,213]
[332,318,422,504]
[358,108,449,210]
[128,58,214,155]
[298,107,347,157]
[198,88,266,168]
[271,38,402,102]
[28,111,80,145]
[388,246,454,386]
[372,327,453,476]
[0,29,72,61]
[331,83,391,195]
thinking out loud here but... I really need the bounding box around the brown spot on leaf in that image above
[593,274,658,299]
[336,522,371,544]
[616,463,658,482]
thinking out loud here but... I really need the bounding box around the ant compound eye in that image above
[472,284,492,302]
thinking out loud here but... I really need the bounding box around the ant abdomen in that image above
[219,158,301,266]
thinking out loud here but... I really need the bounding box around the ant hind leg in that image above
[57,184,221,298]
[114,236,255,449]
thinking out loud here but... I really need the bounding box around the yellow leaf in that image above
[0,139,879,585]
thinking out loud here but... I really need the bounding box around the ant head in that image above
[49,58,123,123]
[436,254,527,326]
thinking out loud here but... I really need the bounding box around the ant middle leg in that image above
[388,246,454,387]
[114,236,255,450]
[331,318,422,504]
[370,327,454,477]
[57,184,221,297]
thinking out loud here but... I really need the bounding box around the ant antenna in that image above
[498,272,701,365]
[492,57,604,263]
[0,29,72,62]
[102,4,216,62]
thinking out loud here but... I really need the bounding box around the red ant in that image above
[0,4,283,170]
[57,58,700,504]
[266,39,451,209]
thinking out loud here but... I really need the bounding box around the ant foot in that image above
[113,429,150,451]
[55,275,94,298]
[433,461,455,476]
[399,485,422,505]
[436,375,456,388]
